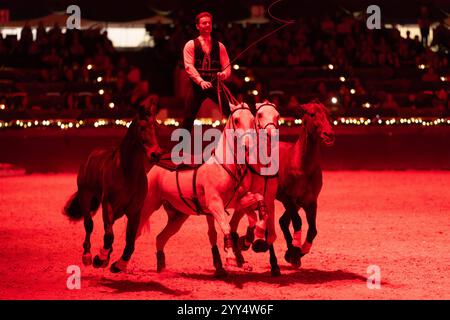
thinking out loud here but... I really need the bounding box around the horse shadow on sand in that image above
[179,267,370,290]
[95,276,190,296]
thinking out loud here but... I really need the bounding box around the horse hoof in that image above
[93,255,109,268]
[110,262,123,273]
[291,259,301,269]
[271,267,281,277]
[284,249,292,264]
[156,251,166,273]
[252,239,269,253]
[82,253,92,266]
[214,268,228,279]
[157,263,166,273]
[238,236,251,251]
[292,247,303,260]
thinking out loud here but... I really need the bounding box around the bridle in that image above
[213,104,254,177]
[249,102,280,196]
[211,104,256,214]
[255,102,279,132]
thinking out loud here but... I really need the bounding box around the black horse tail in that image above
[63,192,101,221]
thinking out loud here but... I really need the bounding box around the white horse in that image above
[152,101,282,277]
[137,102,257,276]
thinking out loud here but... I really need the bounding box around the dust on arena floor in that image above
[0,171,449,299]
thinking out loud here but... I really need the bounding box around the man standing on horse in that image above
[181,12,232,130]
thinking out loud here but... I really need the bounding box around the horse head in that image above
[227,102,255,153]
[135,95,162,160]
[255,100,280,137]
[299,101,335,146]
[254,100,280,174]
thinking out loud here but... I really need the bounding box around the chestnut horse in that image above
[277,101,335,267]
[63,98,161,273]
[218,101,334,269]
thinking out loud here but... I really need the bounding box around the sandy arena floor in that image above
[0,171,449,299]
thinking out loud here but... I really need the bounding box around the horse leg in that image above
[302,202,318,256]
[252,194,270,253]
[229,208,251,269]
[110,212,140,273]
[93,200,114,268]
[204,191,237,267]
[155,207,189,273]
[265,200,280,276]
[80,191,94,266]
[280,199,302,267]
[269,244,281,276]
[206,215,227,278]
[290,205,303,263]
[234,198,257,252]
[279,210,292,248]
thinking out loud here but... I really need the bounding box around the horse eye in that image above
[258,113,262,118]
[234,118,239,125]
[310,113,315,117]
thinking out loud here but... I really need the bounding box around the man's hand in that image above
[200,81,213,90]
[217,71,227,81]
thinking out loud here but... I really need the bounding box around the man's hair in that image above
[195,12,213,25]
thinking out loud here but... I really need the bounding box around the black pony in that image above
[63,96,161,273]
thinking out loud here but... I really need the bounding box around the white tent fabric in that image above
[2,12,173,28]
[1,12,173,47]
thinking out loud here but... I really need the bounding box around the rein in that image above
[176,104,254,216]
[213,105,254,214]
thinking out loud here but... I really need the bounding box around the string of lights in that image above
[0,117,449,130]
[0,63,447,130]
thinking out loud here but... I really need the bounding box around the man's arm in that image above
[218,42,231,80]
[183,40,204,85]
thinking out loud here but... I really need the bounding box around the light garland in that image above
[0,117,449,130]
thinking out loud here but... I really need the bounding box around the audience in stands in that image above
[0,9,448,118]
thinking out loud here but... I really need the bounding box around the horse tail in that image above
[63,191,101,221]
[63,192,83,221]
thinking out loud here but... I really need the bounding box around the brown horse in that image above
[63,97,162,273]
[277,101,335,267]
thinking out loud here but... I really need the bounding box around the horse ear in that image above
[297,104,307,117]
[256,100,277,111]
[229,102,239,112]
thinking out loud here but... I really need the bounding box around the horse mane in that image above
[295,101,328,171]
[119,117,145,175]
